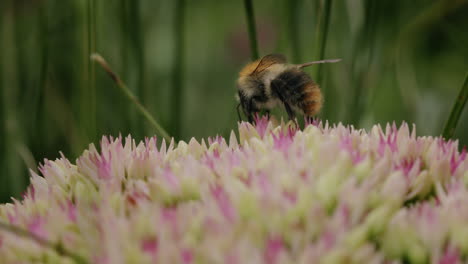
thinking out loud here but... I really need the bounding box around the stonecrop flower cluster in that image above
[1,118,468,264]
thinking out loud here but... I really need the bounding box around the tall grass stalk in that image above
[287,0,301,63]
[314,0,333,85]
[119,0,134,136]
[35,3,48,155]
[91,54,171,142]
[120,0,129,73]
[130,0,145,136]
[86,0,97,141]
[171,0,186,139]
[349,0,376,125]
[243,0,259,60]
[119,0,145,137]
[13,2,27,102]
[9,1,26,197]
[443,73,468,140]
[0,1,6,201]
[128,0,145,102]
[312,0,333,120]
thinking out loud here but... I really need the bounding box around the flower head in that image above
[0,120,467,263]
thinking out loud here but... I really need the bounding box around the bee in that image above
[236,54,340,123]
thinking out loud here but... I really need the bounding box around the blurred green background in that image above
[0,0,467,202]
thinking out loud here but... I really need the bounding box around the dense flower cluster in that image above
[1,118,467,264]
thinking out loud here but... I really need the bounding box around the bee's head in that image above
[236,60,263,123]
[235,90,256,123]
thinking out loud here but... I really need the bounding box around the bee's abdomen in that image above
[300,82,322,116]
[271,69,323,116]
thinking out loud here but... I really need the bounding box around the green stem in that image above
[442,72,468,140]
[129,0,145,135]
[171,0,186,139]
[287,0,301,63]
[86,0,97,140]
[315,0,333,85]
[0,220,88,264]
[0,1,5,201]
[349,0,376,125]
[243,0,259,60]
[10,0,26,197]
[120,0,145,138]
[119,0,133,134]
[91,54,172,142]
[35,2,48,155]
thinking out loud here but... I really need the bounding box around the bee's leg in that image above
[265,110,271,120]
[283,102,295,120]
[247,113,254,124]
[246,99,256,124]
[284,102,299,128]
[271,80,298,126]
[236,103,243,122]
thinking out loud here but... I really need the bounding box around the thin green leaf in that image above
[0,0,6,202]
[130,0,146,136]
[171,0,186,139]
[315,0,333,85]
[443,72,468,139]
[287,0,301,63]
[91,54,172,143]
[86,0,97,140]
[243,0,259,60]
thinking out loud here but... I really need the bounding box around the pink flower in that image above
[0,120,467,263]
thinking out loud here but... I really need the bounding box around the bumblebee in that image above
[236,54,340,123]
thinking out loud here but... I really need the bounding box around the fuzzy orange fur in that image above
[239,60,261,77]
[301,82,323,116]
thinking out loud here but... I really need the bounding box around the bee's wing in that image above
[252,54,287,74]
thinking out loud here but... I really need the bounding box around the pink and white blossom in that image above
[0,120,467,263]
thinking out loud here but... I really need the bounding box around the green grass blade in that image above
[119,0,146,138]
[35,3,48,154]
[91,54,171,143]
[86,0,97,141]
[171,0,186,139]
[312,0,334,120]
[287,0,301,63]
[243,0,259,60]
[315,0,333,85]
[0,1,6,202]
[9,1,27,197]
[348,0,376,125]
[129,0,145,135]
[443,72,468,139]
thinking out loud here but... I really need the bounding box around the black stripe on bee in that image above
[271,70,312,104]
